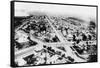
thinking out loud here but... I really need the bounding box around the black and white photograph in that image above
[11,1,97,67]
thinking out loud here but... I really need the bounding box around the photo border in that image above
[10,1,98,67]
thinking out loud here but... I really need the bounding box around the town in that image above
[14,15,97,66]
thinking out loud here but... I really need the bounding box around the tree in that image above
[89,21,96,30]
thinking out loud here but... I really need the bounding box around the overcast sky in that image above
[15,2,96,19]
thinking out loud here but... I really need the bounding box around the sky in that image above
[15,2,97,20]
